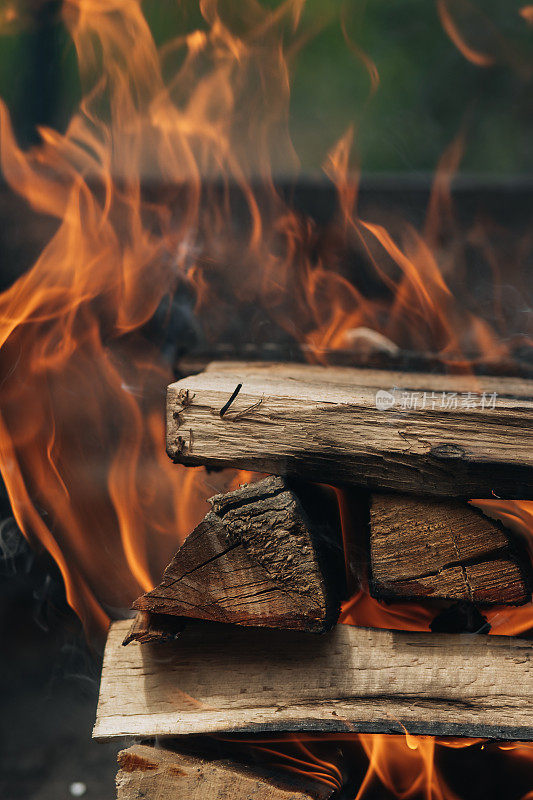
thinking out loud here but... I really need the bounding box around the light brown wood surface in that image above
[369,495,531,604]
[116,744,333,800]
[94,620,533,741]
[166,362,533,498]
[133,476,344,633]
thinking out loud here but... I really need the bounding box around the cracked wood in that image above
[116,744,334,800]
[94,620,533,741]
[166,362,533,498]
[132,476,344,634]
[369,495,532,604]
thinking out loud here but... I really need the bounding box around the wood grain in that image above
[166,362,533,498]
[369,495,532,604]
[94,620,533,741]
[116,744,333,800]
[132,476,344,633]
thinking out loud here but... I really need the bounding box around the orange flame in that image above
[355,734,461,800]
[436,0,496,67]
[0,3,532,799]
[520,6,533,24]
[0,0,293,634]
[226,732,498,798]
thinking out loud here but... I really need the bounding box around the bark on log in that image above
[132,476,344,634]
[116,744,334,800]
[166,362,533,498]
[94,620,533,741]
[369,495,532,604]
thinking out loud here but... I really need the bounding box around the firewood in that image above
[132,476,344,634]
[369,495,532,604]
[166,362,533,498]
[116,743,333,800]
[94,620,533,741]
[116,744,334,800]
[122,611,185,645]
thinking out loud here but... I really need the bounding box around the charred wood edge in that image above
[126,721,533,740]
[122,611,186,646]
[116,742,334,799]
[367,496,533,608]
[129,476,346,636]
[175,720,533,741]
[430,602,491,634]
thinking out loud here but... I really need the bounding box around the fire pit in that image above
[1,1,533,799]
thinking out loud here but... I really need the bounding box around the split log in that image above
[122,611,185,645]
[94,620,533,741]
[166,362,533,498]
[132,476,344,634]
[116,744,334,800]
[369,495,532,604]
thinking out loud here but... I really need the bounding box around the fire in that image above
[0,1,531,798]
[521,6,533,25]
[436,0,496,67]
[0,0,270,634]
[226,732,498,799]
[469,499,533,635]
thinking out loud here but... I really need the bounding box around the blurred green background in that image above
[0,0,532,176]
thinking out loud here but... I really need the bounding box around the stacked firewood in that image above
[94,362,533,799]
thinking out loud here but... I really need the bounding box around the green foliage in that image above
[0,0,531,173]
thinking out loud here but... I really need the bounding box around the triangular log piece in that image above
[116,744,335,800]
[132,476,345,633]
[369,494,532,604]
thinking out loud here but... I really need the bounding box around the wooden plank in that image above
[166,362,533,498]
[369,495,532,604]
[116,744,334,800]
[132,476,344,633]
[94,620,533,741]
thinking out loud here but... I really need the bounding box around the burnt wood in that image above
[369,495,532,604]
[95,620,533,741]
[122,611,186,645]
[132,476,344,634]
[166,362,533,498]
[116,744,334,800]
